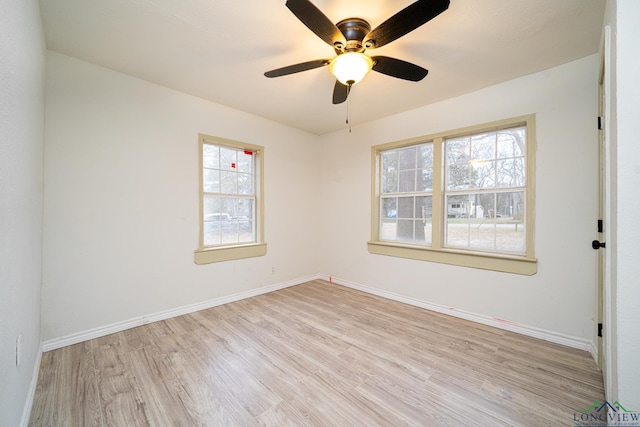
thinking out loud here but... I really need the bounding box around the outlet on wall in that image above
[15,334,22,367]
[271,266,275,274]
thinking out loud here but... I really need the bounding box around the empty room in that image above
[2,0,640,426]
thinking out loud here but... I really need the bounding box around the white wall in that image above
[604,0,640,409]
[318,55,600,342]
[42,52,321,341]
[0,0,45,425]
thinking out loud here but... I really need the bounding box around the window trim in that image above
[194,134,266,265]
[368,115,537,275]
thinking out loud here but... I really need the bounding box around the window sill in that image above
[367,241,537,275]
[194,243,267,265]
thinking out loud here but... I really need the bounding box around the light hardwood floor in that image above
[29,280,604,426]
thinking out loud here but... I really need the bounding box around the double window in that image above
[195,134,266,264]
[370,116,536,275]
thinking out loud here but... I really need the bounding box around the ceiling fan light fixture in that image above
[329,52,373,85]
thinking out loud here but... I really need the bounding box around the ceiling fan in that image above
[265,0,450,104]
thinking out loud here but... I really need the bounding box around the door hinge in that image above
[598,116,603,130]
[598,323,603,337]
[598,219,603,233]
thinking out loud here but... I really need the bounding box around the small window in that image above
[369,116,536,275]
[195,134,266,264]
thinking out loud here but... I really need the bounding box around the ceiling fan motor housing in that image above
[335,18,371,52]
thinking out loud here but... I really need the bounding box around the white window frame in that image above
[194,134,266,265]
[368,115,537,275]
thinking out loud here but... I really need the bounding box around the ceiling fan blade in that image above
[364,0,450,49]
[372,56,429,81]
[332,81,350,104]
[286,0,346,48]
[264,59,330,78]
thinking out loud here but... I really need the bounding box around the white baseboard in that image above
[320,274,594,353]
[41,273,595,356]
[20,341,43,427]
[42,275,319,352]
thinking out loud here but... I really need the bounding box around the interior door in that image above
[595,83,605,370]
[595,26,611,382]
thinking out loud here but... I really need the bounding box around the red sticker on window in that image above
[244,150,253,156]
[231,163,236,168]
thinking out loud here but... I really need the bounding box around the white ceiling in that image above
[39,0,605,135]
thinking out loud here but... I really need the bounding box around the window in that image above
[369,116,537,275]
[194,134,266,264]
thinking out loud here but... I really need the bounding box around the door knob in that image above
[592,240,606,250]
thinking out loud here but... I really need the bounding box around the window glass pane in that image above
[445,194,470,247]
[417,143,433,192]
[420,144,434,166]
[220,147,237,171]
[396,219,415,242]
[446,194,470,219]
[445,196,469,248]
[380,196,397,240]
[220,171,237,194]
[496,192,525,252]
[203,195,222,246]
[475,193,495,220]
[203,195,222,218]
[417,196,432,245]
[418,168,433,192]
[238,173,253,195]
[446,138,469,165]
[470,160,496,189]
[204,223,221,246]
[238,198,255,244]
[237,151,253,173]
[203,144,219,169]
[496,191,525,219]
[381,151,398,194]
[445,192,526,253]
[221,220,239,244]
[380,219,397,240]
[497,128,525,158]
[237,198,254,221]
[399,147,416,170]
[239,220,254,243]
[470,133,496,160]
[382,197,397,219]
[398,170,416,192]
[219,197,237,218]
[203,169,220,193]
[397,197,414,219]
[447,163,472,190]
[497,158,525,187]
[495,223,525,252]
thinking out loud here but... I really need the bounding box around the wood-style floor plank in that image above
[29,280,604,426]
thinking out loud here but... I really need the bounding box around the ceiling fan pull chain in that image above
[346,84,352,133]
